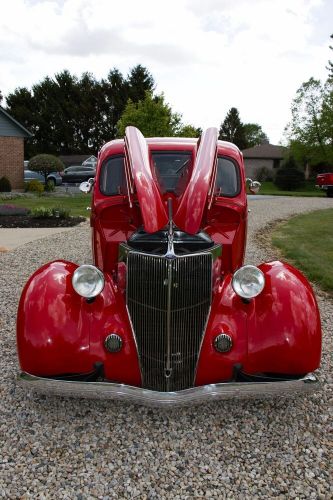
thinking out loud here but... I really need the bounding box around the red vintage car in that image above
[17,127,321,406]
[316,172,333,197]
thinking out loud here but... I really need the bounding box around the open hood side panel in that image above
[125,126,168,233]
[173,127,218,235]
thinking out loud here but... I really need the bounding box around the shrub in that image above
[0,177,12,192]
[0,204,30,216]
[51,207,70,219]
[29,154,64,183]
[30,206,71,219]
[274,157,305,191]
[45,180,55,192]
[25,179,44,194]
[31,207,52,218]
[255,166,274,182]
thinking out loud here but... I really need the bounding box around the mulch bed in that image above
[0,215,86,228]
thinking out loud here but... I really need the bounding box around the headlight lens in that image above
[232,265,265,299]
[72,265,104,298]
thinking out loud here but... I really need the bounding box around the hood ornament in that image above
[165,198,176,259]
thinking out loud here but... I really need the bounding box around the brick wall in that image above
[0,136,24,189]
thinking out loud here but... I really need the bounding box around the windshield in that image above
[151,151,192,195]
[100,153,239,197]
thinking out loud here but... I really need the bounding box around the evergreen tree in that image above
[102,68,128,139]
[219,107,247,149]
[126,65,155,103]
[5,66,156,155]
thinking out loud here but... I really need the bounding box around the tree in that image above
[327,34,333,80]
[5,66,156,155]
[321,80,333,154]
[219,108,247,149]
[117,92,181,137]
[176,124,202,138]
[101,68,129,140]
[285,78,333,172]
[127,65,155,103]
[243,123,269,147]
[274,156,305,190]
[29,154,64,183]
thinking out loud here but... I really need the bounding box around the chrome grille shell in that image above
[126,250,213,391]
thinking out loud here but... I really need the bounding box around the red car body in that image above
[17,127,321,406]
[316,172,333,197]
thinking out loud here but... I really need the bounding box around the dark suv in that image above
[61,166,96,183]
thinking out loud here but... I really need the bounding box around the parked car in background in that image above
[316,172,333,197]
[61,165,96,183]
[24,170,62,187]
[17,126,321,407]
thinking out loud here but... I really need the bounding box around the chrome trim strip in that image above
[118,243,222,262]
[165,259,173,389]
[18,372,319,408]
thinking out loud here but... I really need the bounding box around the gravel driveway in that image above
[0,196,332,499]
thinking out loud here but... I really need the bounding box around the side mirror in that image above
[79,178,94,194]
[246,178,261,194]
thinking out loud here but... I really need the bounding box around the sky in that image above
[0,0,332,144]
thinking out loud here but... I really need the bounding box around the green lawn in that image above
[272,209,333,296]
[257,181,325,197]
[1,194,92,217]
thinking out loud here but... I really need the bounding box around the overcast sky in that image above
[1,0,332,143]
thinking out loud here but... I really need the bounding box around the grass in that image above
[272,209,333,296]
[257,181,325,197]
[0,194,92,217]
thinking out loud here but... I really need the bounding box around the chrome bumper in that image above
[18,372,319,407]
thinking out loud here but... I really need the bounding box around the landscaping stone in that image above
[0,196,332,498]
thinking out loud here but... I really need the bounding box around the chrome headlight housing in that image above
[232,265,265,299]
[72,265,104,298]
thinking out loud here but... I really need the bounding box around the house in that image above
[59,154,97,168]
[0,107,33,189]
[242,142,288,179]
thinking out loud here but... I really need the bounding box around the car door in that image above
[62,166,79,183]
[81,167,96,182]
[24,170,45,183]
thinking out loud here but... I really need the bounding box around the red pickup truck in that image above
[316,172,333,197]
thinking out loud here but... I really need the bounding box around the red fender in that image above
[195,261,321,385]
[245,261,321,375]
[17,261,142,386]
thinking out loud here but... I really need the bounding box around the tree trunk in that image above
[304,162,310,180]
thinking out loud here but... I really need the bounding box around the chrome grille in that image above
[126,252,212,391]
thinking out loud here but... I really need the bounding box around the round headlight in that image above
[232,265,265,299]
[72,265,104,298]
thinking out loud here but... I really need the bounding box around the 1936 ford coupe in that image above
[17,127,321,406]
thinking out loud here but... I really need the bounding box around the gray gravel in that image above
[0,196,332,499]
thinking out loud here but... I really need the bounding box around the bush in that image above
[45,180,55,192]
[255,166,274,182]
[0,204,30,216]
[51,206,70,219]
[0,177,12,192]
[31,207,52,218]
[25,179,44,194]
[274,157,305,191]
[30,206,71,219]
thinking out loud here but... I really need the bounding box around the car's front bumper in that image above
[18,372,319,407]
